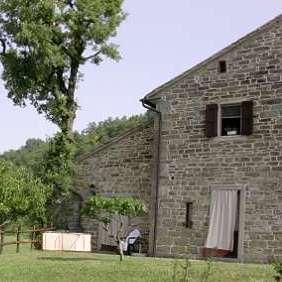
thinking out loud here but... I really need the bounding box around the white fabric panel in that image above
[205,189,238,251]
[61,233,91,252]
[43,232,61,251]
[43,232,91,252]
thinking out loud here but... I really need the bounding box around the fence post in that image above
[31,225,35,250]
[0,226,3,254]
[16,225,21,253]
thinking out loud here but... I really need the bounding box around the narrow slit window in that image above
[219,60,227,73]
[185,202,193,228]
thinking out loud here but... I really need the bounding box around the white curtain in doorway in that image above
[205,189,238,251]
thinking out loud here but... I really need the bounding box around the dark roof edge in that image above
[77,119,154,162]
[143,14,282,100]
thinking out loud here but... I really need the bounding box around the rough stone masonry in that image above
[75,122,154,251]
[75,14,282,262]
[143,14,282,262]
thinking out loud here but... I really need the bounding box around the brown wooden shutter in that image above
[206,104,218,138]
[241,100,253,135]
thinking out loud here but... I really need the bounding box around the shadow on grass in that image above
[37,257,114,262]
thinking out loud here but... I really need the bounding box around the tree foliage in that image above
[0,0,125,133]
[0,160,51,225]
[82,195,147,225]
[0,138,48,172]
[0,113,150,174]
[0,113,150,220]
[82,195,146,260]
[0,0,126,196]
[75,113,151,155]
[41,132,76,197]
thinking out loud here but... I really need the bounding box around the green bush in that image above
[0,160,51,225]
[273,261,282,281]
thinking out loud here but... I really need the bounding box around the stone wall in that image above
[75,121,155,251]
[52,191,83,232]
[150,17,282,262]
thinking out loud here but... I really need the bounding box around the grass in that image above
[0,242,275,282]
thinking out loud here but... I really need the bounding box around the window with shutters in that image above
[205,101,253,138]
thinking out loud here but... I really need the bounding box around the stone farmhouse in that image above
[73,14,282,263]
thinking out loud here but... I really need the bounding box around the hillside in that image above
[0,113,151,175]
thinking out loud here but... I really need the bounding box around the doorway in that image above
[97,215,129,252]
[203,189,241,259]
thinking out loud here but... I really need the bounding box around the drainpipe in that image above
[141,98,161,257]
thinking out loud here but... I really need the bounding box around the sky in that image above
[1,1,282,153]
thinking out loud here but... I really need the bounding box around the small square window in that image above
[219,60,227,73]
[221,104,241,136]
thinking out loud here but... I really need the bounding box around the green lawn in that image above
[0,244,275,282]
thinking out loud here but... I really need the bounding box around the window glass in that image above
[219,61,227,73]
[221,104,241,136]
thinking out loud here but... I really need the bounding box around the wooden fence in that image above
[0,225,54,254]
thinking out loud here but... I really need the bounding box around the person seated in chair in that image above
[121,227,141,255]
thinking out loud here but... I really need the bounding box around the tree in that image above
[0,113,150,177]
[0,0,126,194]
[0,160,51,225]
[82,196,147,261]
[75,113,150,155]
[0,138,48,172]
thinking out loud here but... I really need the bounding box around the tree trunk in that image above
[62,56,80,139]
[117,219,124,261]
[62,112,76,142]
[44,52,81,225]
[118,240,124,261]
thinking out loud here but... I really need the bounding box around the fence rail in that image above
[0,225,54,254]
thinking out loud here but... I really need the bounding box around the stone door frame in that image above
[209,184,246,262]
[97,215,129,250]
